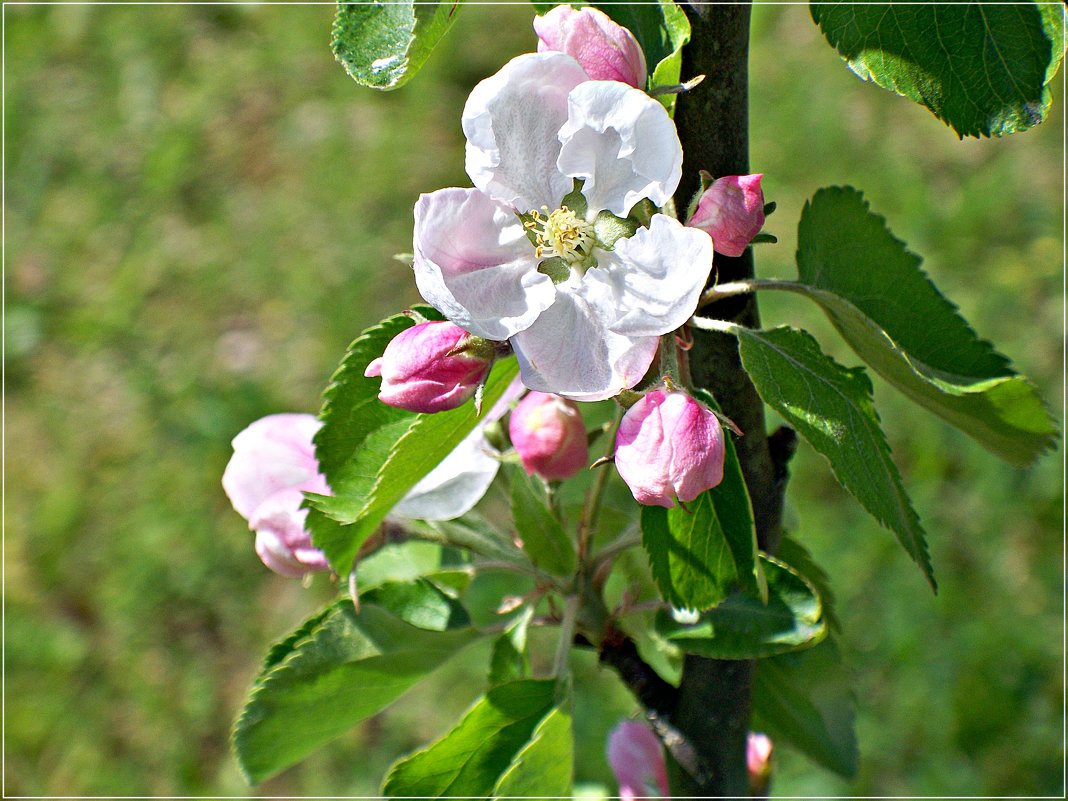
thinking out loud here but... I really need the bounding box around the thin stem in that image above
[577,405,623,562]
[552,595,579,681]
[699,277,809,307]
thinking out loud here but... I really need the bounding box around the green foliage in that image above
[308,306,519,573]
[381,679,571,797]
[640,426,762,613]
[488,607,533,686]
[787,187,1056,467]
[811,2,1067,137]
[507,465,577,576]
[752,637,858,778]
[332,1,462,90]
[736,325,936,590]
[655,555,827,659]
[232,589,482,784]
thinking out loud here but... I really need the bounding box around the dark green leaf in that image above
[232,597,483,784]
[508,465,576,576]
[332,1,462,91]
[775,532,839,633]
[736,325,936,590]
[810,3,1067,137]
[752,637,858,778]
[655,555,827,659]
[787,187,1056,467]
[381,679,566,797]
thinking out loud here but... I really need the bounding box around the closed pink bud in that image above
[687,174,765,257]
[365,321,493,414]
[222,414,331,578]
[509,391,588,481]
[534,5,647,89]
[614,390,725,507]
[747,732,773,794]
[607,721,669,800]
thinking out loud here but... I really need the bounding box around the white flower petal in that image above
[557,81,682,217]
[413,188,554,340]
[580,214,713,337]
[511,292,658,401]
[463,52,589,211]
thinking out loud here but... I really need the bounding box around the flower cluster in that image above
[224,7,770,572]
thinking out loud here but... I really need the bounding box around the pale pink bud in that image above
[607,720,669,800]
[614,390,725,508]
[747,732,773,794]
[509,391,588,481]
[534,5,647,89]
[687,174,765,257]
[222,414,331,578]
[364,321,493,414]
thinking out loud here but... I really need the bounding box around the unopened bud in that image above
[509,391,588,481]
[747,732,773,795]
[607,720,669,800]
[534,5,647,89]
[614,389,725,507]
[687,174,766,257]
[365,321,493,414]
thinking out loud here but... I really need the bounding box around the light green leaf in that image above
[405,513,532,567]
[491,704,574,798]
[736,325,936,590]
[810,2,1067,137]
[640,410,764,611]
[786,186,1056,467]
[508,465,576,576]
[488,606,534,686]
[232,595,483,784]
[360,578,471,631]
[655,555,827,659]
[381,679,565,797]
[752,637,858,778]
[331,1,462,91]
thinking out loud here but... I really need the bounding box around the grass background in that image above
[5,3,1063,796]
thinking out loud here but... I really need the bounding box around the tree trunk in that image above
[667,3,788,796]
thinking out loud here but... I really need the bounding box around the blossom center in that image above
[526,206,596,265]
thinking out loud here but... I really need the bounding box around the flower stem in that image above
[577,405,622,562]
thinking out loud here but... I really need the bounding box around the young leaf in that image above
[488,606,534,686]
[655,555,827,659]
[507,464,576,576]
[787,187,1056,467]
[640,417,764,612]
[752,637,859,778]
[232,595,484,784]
[332,1,462,91]
[736,325,936,591]
[810,3,1067,137]
[381,679,567,797]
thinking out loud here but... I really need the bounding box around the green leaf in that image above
[405,513,532,567]
[736,325,936,590]
[309,329,519,574]
[775,532,839,633]
[594,1,691,111]
[491,704,573,797]
[508,465,576,576]
[752,637,858,778]
[360,578,471,631]
[640,412,764,611]
[655,555,827,659]
[331,1,462,91]
[232,596,483,784]
[786,186,1056,467]
[810,2,1067,137]
[381,679,566,797]
[488,606,534,686]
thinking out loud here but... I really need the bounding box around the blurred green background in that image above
[5,3,1062,796]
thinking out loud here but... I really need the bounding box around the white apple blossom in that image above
[413,52,713,401]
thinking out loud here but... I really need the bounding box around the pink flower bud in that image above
[607,720,669,800]
[747,732,773,794]
[614,390,725,508]
[364,321,493,414]
[509,391,588,481]
[687,174,765,258]
[222,414,331,578]
[534,5,647,89]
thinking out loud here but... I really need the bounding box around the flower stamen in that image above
[525,206,596,264]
